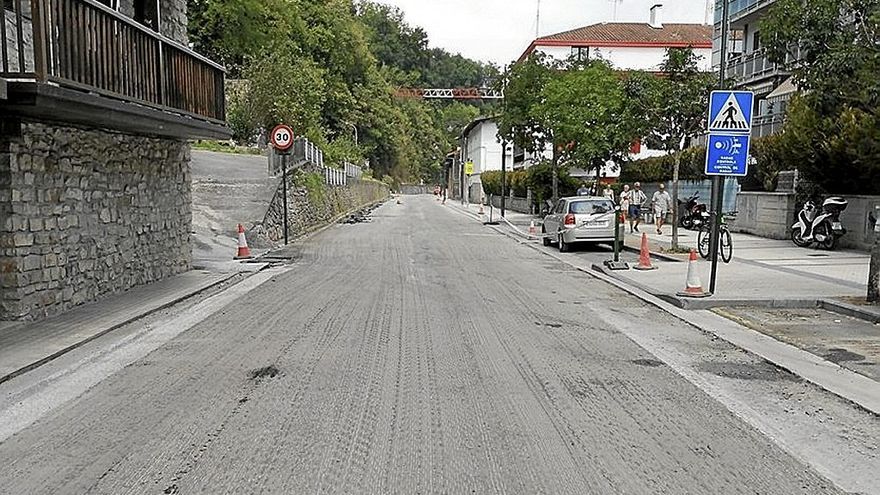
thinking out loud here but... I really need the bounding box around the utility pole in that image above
[536,0,541,37]
[709,0,730,295]
[501,141,507,217]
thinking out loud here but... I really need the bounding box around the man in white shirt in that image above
[652,183,673,235]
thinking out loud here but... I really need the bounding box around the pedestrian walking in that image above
[602,184,615,202]
[652,183,673,235]
[620,184,632,222]
[577,182,591,196]
[629,182,647,233]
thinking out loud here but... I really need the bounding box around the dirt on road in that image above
[0,196,873,494]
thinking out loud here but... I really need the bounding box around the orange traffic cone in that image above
[234,224,253,259]
[678,249,710,298]
[633,233,657,270]
[528,221,538,239]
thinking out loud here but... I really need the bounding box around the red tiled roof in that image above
[538,22,712,46]
[519,22,712,61]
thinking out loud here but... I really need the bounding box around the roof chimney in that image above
[649,4,663,29]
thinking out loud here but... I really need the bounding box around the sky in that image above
[378,0,714,66]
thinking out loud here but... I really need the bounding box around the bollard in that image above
[604,206,630,270]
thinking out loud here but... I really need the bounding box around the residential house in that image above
[1,0,228,320]
[514,4,713,178]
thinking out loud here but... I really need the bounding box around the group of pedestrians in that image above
[579,181,673,235]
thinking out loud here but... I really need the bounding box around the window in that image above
[555,200,567,214]
[570,46,589,62]
[752,31,761,51]
[569,200,614,215]
[133,0,159,31]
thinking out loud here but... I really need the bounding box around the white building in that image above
[513,4,713,175]
[518,5,713,71]
[458,117,513,202]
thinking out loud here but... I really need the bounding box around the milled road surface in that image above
[0,196,864,494]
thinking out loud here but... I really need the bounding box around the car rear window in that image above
[569,200,613,214]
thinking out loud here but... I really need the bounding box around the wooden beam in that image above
[0,82,231,140]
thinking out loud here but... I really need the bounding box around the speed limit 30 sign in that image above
[270,124,295,152]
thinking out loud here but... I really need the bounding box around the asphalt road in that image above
[0,196,869,494]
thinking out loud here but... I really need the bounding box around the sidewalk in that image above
[0,269,247,384]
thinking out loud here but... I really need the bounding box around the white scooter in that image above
[791,197,848,250]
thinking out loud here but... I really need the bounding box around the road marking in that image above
[0,266,294,444]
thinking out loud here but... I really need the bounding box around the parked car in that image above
[541,197,622,252]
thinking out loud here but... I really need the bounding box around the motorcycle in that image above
[791,197,848,250]
[678,192,709,230]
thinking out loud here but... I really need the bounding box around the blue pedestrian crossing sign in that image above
[708,91,754,133]
[706,133,751,176]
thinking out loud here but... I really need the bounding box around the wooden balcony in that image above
[1,0,229,139]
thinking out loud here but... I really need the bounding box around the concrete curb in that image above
[0,271,246,385]
[478,218,880,417]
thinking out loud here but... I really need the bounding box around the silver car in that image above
[542,196,623,252]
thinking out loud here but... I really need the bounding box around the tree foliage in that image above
[190,0,492,183]
[761,0,880,194]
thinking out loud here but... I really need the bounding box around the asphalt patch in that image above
[632,358,663,367]
[697,361,798,382]
[823,348,866,363]
[249,365,280,381]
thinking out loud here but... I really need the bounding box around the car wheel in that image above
[558,233,570,253]
[542,226,551,246]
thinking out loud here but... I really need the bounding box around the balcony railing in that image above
[752,113,785,138]
[726,47,801,87]
[1,0,225,123]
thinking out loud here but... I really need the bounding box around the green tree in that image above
[643,48,716,249]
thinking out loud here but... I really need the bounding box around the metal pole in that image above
[282,153,289,245]
[614,207,621,262]
[501,141,507,217]
[709,0,730,295]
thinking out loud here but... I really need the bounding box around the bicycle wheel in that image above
[697,228,711,259]
[720,228,733,263]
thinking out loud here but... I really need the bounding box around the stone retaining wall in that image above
[0,122,192,320]
[254,170,389,244]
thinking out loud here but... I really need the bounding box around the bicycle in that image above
[697,211,736,263]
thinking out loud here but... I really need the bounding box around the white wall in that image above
[464,120,512,175]
[532,43,712,71]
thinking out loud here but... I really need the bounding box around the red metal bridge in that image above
[395,88,504,100]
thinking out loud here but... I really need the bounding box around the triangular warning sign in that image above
[710,93,750,131]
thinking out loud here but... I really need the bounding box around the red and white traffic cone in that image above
[677,249,710,298]
[528,221,538,239]
[234,224,253,260]
[633,233,657,270]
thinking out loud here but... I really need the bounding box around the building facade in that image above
[513,5,713,173]
[712,0,797,137]
[1,0,228,320]
[519,5,713,71]
[456,117,513,203]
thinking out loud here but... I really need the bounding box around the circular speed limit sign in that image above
[270,124,295,152]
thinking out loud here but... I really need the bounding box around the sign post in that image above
[704,51,754,293]
[271,124,295,245]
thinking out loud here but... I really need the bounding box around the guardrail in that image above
[1,0,225,121]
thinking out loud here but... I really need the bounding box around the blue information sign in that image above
[705,133,750,176]
[708,91,754,133]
